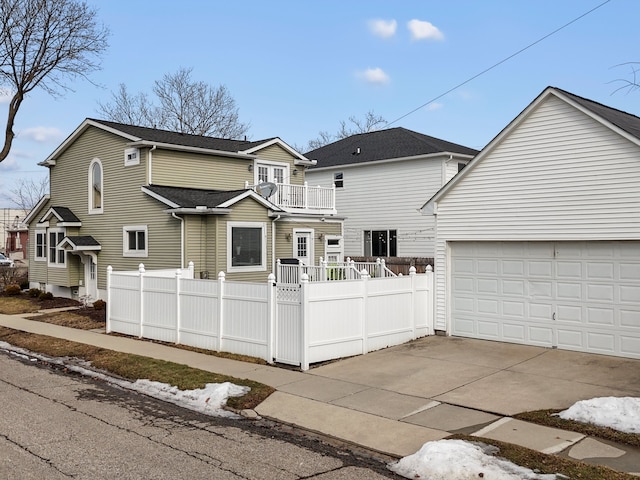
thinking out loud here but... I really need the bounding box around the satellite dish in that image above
[256,181,278,198]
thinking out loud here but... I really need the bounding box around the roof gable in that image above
[305,127,478,169]
[422,86,640,212]
[38,206,81,226]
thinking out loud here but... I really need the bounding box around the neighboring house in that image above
[26,119,343,300]
[422,86,640,359]
[305,127,478,259]
[1,208,28,258]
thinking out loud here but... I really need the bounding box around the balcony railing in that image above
[246,182,336,214]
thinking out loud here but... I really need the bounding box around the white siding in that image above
[307,156,448,257]
[433,93,640,332]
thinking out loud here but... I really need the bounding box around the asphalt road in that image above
[0,350,398,479]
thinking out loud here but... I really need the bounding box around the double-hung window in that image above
[123,225,148,257]
[364,229,397,257]
[48,228,66,267]
[34,229,47,261]
[227,222,266,272]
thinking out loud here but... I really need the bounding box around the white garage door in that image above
[451,241,640,358]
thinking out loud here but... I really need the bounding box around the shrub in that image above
[38,291,54,301]
[19,279,29,290]
[28,288,42,298]
[93,299,106,310]
[4,284,21,295]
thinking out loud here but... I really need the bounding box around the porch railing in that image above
[276,257,397,284]
[246,181,336,213]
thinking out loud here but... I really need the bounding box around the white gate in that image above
[275,284,302,366]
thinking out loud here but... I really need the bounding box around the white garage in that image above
[450,241,640,357]
[422,87,640,359]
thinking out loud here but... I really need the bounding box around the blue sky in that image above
[0,0,638,207]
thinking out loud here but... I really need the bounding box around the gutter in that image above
[171,212,185,268]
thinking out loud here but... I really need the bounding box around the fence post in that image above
[175,268,182,344]
[361,269,370,355]
[376,258,381,278]
[188,260,194,279]
[409,266,417,339]
[267,273,276,365]
[300,273,310,371]
[426,264,434,335]
[276,258,281,283]
[320,256,326,281]
[216,271,225,352]
[106,265,112,334]
[138,263,145,338]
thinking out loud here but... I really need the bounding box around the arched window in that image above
[89,158,103,214]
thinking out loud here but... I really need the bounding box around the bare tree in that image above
[98,67,250,139]
[7,176,48,213]
[306,111,386,151]
[0,0,109,163]
[611,62,640,95]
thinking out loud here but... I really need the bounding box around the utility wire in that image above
[384,0,612,128]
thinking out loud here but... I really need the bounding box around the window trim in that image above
[34,229,47,262]
[124,147,140,166]
[227,221,267,273]
[47,227,66,268]
[123,225,148,258]
[254,160,289,185]
[333,172,344,188]
[363,229,397,257]
[88,157,103,214]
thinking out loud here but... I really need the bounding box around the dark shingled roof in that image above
[89,118,274,153]
[41,206,80,223]
[554,87,640,140]
[305,127,479,168]
[65,236,100,247]
[145,185,250,208]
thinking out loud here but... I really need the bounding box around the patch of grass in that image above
[0,296,40,314]
[0,327,275,411]
[515,409,640,448]
[36,311,105,330]
[450,434,638,480]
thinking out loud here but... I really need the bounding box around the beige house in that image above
[26,119,343,300]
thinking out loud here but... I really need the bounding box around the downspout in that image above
[271,215,281,276]
[148,145,157,185]
[171,212,184,268]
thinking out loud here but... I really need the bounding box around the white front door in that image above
[293,230,313,266]
[84,257,98,301]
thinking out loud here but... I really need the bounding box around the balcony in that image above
[246,182,336,215]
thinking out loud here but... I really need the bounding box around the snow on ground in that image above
[388,439,558,480]
[557,396,640,434]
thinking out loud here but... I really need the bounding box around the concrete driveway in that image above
[305,335,640,417]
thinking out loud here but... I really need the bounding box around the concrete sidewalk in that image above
[1,313,639,475]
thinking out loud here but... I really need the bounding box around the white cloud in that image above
[426,102,443,111]
[18,126,64,143]
[357,67,390,85]
[407,19,444,41]
[368,19,397,39]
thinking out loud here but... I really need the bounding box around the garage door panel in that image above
[557,304,582,322]
[585,307,613,326]
[503,323,526,342]
[528,326,553,346]
[451,241,640,360]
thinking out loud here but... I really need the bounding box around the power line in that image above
[384,0,612,128]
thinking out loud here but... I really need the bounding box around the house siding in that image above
[43,126,181,292]
[307,157,447,257]
[152,150,250,190]
[432,94,640,331]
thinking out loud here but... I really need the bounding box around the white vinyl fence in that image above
[107,264,434,370]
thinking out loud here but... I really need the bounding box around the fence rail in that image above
[107,264,434,370]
